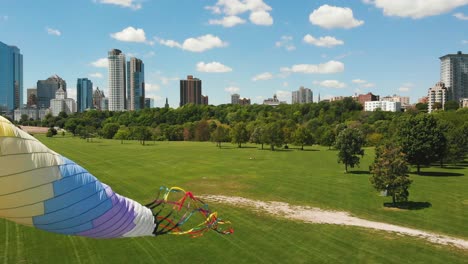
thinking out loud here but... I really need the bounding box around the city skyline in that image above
[1,1,467,107]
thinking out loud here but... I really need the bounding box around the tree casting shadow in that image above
[349,170,370,175]
[412,171,464,177]
[384,201,432,210]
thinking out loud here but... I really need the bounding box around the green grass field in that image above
[1,136,467,263]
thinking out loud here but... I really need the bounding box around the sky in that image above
[0,0,467,107]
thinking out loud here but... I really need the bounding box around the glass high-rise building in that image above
[108,49,126,111]
[180,75,202,107]
[77,78,93,112]
[37,75,66,109]
[0,41,23,114]
[292,87,313,104]
[127,57,145,111]
[440,51,468,102]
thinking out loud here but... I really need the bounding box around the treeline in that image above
[17,98,468,157]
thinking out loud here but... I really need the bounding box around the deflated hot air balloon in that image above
[0,116,232,238]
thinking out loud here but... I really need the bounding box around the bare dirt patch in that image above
[202,195,468,251]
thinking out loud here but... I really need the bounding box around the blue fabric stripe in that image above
[44,222,95,235]
[59,163,88,179]
[53,172,99,197]
[33,188,109,225]
[36,196,113,231]
[45,180,104,214]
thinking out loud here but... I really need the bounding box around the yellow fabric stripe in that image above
[0,184,54,209]
[0,137,54,156]
[6,217,34,226]
[0,152,63,176]
[0,166,61,196]
[0,116,12,124]
[0,123,15,138]
[0,203,45,218]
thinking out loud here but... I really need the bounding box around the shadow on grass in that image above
[384,201,432,210]
[295,149,320,152]
[349,170,370,175]
[440,166,465,170]
[412,171,464,177]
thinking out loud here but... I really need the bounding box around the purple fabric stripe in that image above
[78,191,137,238]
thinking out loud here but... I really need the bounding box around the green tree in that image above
[370,143,412,206]
[114,126,130,144]
[335,128,365,172]
[133,126,152,145]
[230,122,249,148]
[444,100,459,111]
[211,125,229,148]
[250,125,266,150]
[398,114,446,174]
[415,103,428,112]
[64,118,79,136]
[293,125,314,150]
[320,128,335,149]
[432,102,443,111]
[264,122,284,151]
[101,123,120,139]
[194,119,211,141]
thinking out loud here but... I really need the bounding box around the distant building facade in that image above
[180,75,202,106]
[231,94,240,105]
[14,108,50,122]
[358,92,379,105]
[50,86,76,116]
[77,78,93,112]
[144,98,154,108]
[440,51,468,102]
[461,98,468,108]
[263,94,286,107]
[365,101,401,112]
[127,57,145,111]
[37,75,66,109]
[0,41,23,114]
[108,49,126,111]
[239,98,251,106]
[380,95,410,105]
[202,95,209,105]
[428,82,448,113]
[93,87,105,110]
[27,88,37,107]
[292,87,313,104]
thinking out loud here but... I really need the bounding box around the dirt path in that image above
[202,195,468,251]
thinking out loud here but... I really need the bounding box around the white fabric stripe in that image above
[122,200,155,237]
[0,137,56,156]
[0,153,63,176]
[0,166,61,195]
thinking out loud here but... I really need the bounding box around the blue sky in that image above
[1,0,467,107]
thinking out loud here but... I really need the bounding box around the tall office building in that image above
[127,57,145,110]
[93,87,105,110]
[37,75,66,109]
[77,78,93,112]
[292,87,313,104]
[0,41,23,114]
[144,98,154,108]
[428,82,448,113]
[50,85,76,116]
[27,88,37,107]
[180,75,202,106]
[440,51,468,102]
[108,49,126,111]
[231,94,240,104]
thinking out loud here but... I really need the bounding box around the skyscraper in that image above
[180,75,202,106]
[93,87,105,110]
[0,41,23,114]
[108,49,126,111]
[292,87,313,104]
[440,51,468,102]
[231,94,240,104]
[428,82,448,113]
[77,78,93,112]
[127,57,145,110]
[144,98,154,108]
[37,75,66,109]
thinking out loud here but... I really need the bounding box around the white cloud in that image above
[158,34,228,52]
[91,58,108,68]
[145,83,161,93]
[96,0,142,10]
[252,72,274,81]
[144,51,156,58]
[398,82,414,92]
[309,5,364,29]
[209,16,246,27]
[110,27,153,45]
[89,73,104,78]
[362,83,376,88]
[454,12,468,20]
[225,86,240,94]
[276,90,291,102]
[463,40,468,44]
[283,82,289,87]
[318,80,347,89]
[280,60,345,74]
[206,0,273,27]
[196,62,233,73]
[46,27,61,36]
[303,34,344,48]
[250,10,274,25]
[276,36,296,51]
[352,79,375,88]
[161,77,179,85]
[352,79,367,84]
[364,0,468,19]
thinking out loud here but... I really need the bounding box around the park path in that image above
[202,195,468,251]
